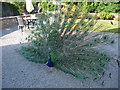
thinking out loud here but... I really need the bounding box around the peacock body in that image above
[21,4,115,80]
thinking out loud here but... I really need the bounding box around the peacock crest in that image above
[21,4,115,80]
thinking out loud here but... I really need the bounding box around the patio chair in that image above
[17,16,26,32]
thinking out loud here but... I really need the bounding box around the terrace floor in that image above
[0,25,119,88]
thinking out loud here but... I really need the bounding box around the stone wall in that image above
[0,16,18,29]
[0,14,31,29]
[89,13,119,18]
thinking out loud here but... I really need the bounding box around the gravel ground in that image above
[1,25,119,88]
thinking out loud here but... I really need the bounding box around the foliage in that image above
[99,12,109,20]
[11,2,26,15]
[86,2,119,13]
[61,5,80,18]
[9,2,120,15]
[114,17,120,21]
[19,5,116,80]
[106,14,115,20]
[99,12,114,20]
[1,2,19,17]
[38,2,58,12]
[65,2,120,13]
[100,2,120,13]
[39,2,48,12]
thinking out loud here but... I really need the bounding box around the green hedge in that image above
[66,2,120,13]
[5,2,119,16]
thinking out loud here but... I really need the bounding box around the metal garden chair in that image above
[17,16,27,32]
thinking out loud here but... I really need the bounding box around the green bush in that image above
[99,12,109,20]
[99,12,115,20]
[114,17,120,21]
[106,14,114,20]
[61,5,80,18]
[11,2,26,15]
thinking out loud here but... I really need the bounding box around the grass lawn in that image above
[94,20,120,33]
[76,19,120,33]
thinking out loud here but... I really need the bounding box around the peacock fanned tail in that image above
[23,5,115,80]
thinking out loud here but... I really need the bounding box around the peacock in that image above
[20,4,116,80]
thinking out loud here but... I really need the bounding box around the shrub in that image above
[99,12,109,20]
[106,14,114,20]
[114,17,120,21]
[99,12,115,20]
[11,2,26,15]
[61,5,79,18]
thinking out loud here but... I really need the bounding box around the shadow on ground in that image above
[1,24,18,37]
[103,28,120,33]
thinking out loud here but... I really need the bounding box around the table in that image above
[23,17,38,29]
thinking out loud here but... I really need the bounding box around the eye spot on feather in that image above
[105,58,110,62]
[54,15,57,18]
[76,30,79,32]
[82,23,85,26]
[84,31,87,33]
[97,68,102,72]
[101,53,106,56]
[59,19,62,22]
[74,14,78,17]
[94,39,97,42]
[68,29,70,32]
[63,23,66,26]
[70,21,74,24]
[49,13,52,16]
[111,40,115,44]
[36,27,39,30]
[88,16,92,20]
[65,14,68,18]
[44,19,46,21]
[55,8,58,10]
[46,32,48,34]
[41,13,45,17]
[103,35,109,40]
[94,38,100,42]
[61,12,64,15]
[90,24,93,27]
[42,31,45,34]
[67,8,71,11]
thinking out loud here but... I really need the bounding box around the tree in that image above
[11,2,26,15]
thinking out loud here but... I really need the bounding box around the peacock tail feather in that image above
[20,4,115,80]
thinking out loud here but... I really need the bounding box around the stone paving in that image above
[1,25,119,88]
